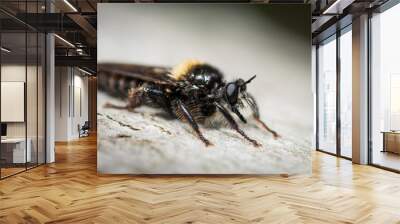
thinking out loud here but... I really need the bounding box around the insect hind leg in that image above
[104,86,144,112]
[103,102,129,110]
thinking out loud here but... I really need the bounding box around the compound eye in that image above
[226,83,239,105]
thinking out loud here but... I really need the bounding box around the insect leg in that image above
[254,117,280,139]
[215,102,261,147]
[175,100,212,147]
[244,93,280,139]
[104,87,144,111]
[103,103,128,110]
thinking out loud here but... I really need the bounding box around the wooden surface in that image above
[373,150,400,171]
[0,167,25,178]
[98,92,311,174]
[1,134,400,223]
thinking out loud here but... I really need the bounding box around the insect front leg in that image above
[104,86,144,111]
[214,102,261,147]
[244,93,280,139]
[254,116,280,139]
[174,100,212,147]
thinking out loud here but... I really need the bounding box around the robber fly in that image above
[98,59,279,147]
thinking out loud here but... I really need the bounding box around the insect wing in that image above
[98,63,176,86]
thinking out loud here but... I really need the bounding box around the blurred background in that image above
[98,4,312,139]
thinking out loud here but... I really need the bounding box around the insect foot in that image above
[203,139,214,147]
[251,140,262,148]
[272,132,281,140]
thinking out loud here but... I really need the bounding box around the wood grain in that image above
[0,134,400,223]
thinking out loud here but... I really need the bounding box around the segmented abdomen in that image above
[98,71,142,98]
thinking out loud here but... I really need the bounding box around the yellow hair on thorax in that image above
[170,59,203,80]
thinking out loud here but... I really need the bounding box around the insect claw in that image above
[203,139,213,147]
[252,140,262,147]
[272,132,281,140]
